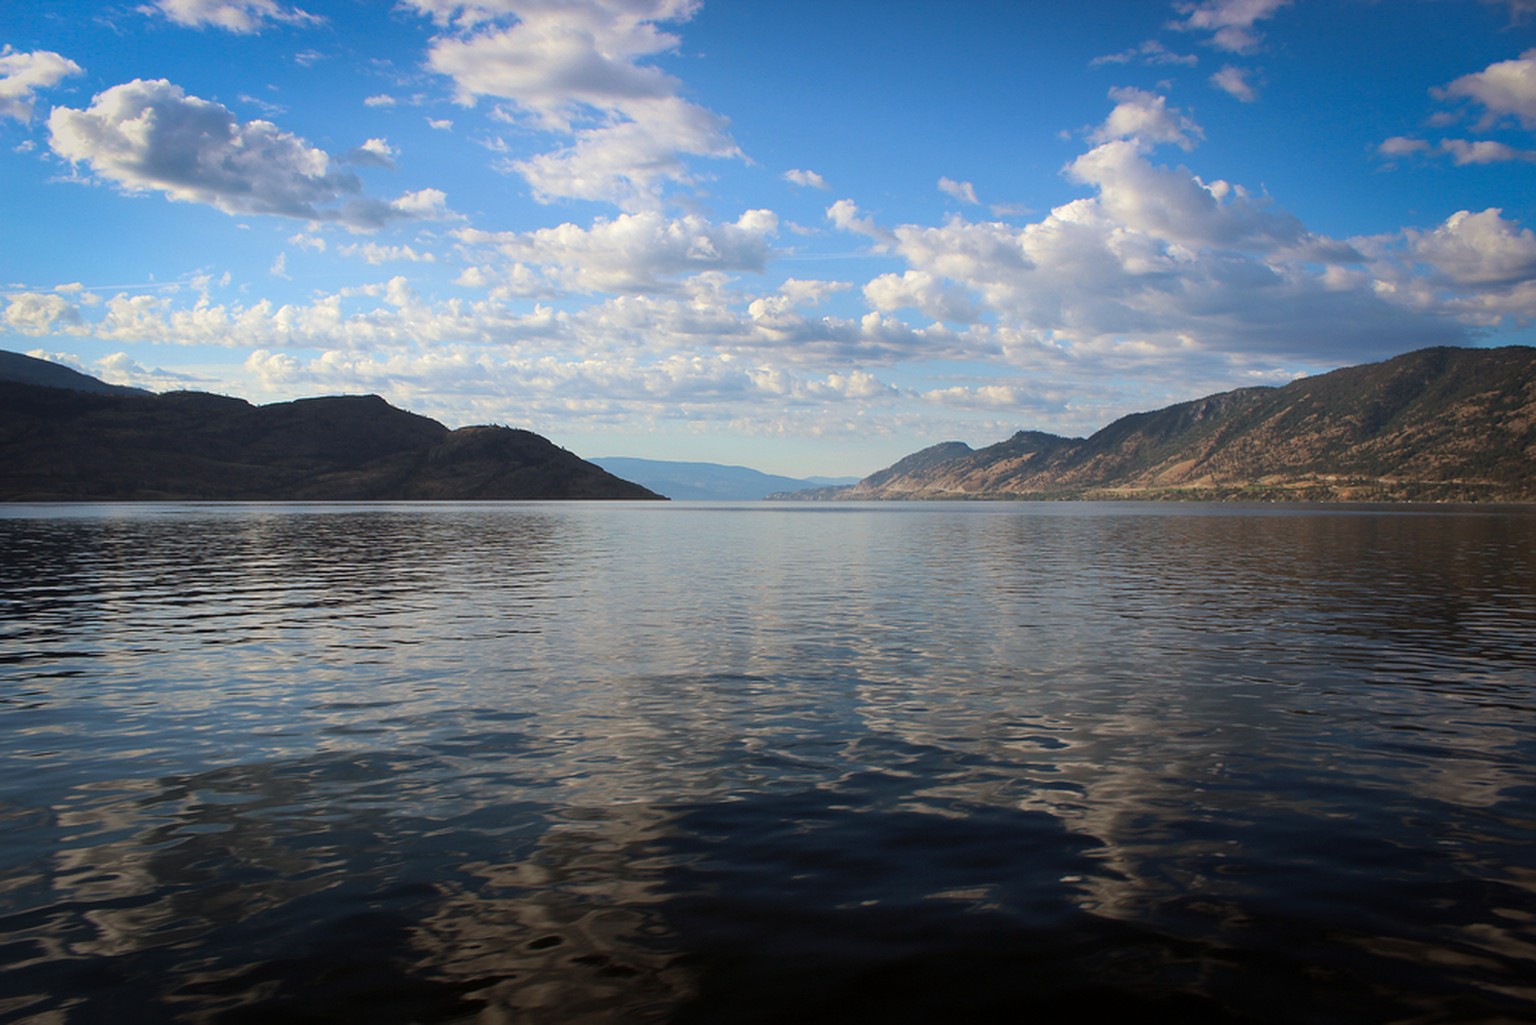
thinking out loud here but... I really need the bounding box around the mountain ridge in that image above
[777,346,1536,502]
[0,352,661,502]
[590,456,856,500]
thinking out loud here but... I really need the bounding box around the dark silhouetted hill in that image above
[0,353,661,501]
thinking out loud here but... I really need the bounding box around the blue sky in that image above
[2,0,1534,476]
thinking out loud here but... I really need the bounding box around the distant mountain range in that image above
[590,456,858,500]
[0,351,660,502]
[777,346,1536,503]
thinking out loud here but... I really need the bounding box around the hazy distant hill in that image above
[590,457,857,500]
[785,346,1536,503]
[0,352,661,502]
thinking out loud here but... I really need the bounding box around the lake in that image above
[1,501,1534,1024]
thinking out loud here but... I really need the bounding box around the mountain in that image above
[589,457,857,500]
[0,352,661,502]
[784,346,1536,503]
[0,350,149,396]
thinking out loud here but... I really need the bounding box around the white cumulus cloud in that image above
[1091,87,1203,150]
[0,47,83,122]
[1404,208,1536,286]
[455,208,778,294]
[48,80,450,229]
[1435,48,1536,130]
[416,0,741,210]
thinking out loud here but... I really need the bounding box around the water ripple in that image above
[1,501,1533,1023]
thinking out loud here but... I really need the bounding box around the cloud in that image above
[825,198,892,241]
[364,94,397,108]
[864,269,981,323]
[391,188,452,219]
[1170,0,1293,53]
[1210,65,1257,102]
[1403,208,1536,286]
[1066,141,1306,252]
[415,0,741,210]
[1376,53,1536,169]
[3,292,87,335]
[454,208,778,293]
[1090,40,1198,68]
[338,242,438,264]
[1434,48,1536,129]
[1376,135,1536,166]
[346,137,398,168]
[783,168,828,189]
[48,79,450,229]
[141,0,321,33]
[0,46,83,122]
[1091,87,1203,150]
[1439,138,1536,164]
[815,93,1489,371]
[922,383,1062,411]
[1377,136,1434,159]
[938,177,979,205]
[422,1,689,123]
[17,83,1530,454]
[510,96,739,210]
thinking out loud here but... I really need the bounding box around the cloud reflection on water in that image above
[1,502,1533,1022]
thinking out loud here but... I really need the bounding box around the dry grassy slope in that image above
[843,347,1536,501]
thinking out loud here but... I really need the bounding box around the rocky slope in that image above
[792,346,1536,502]
[0,355,661,501]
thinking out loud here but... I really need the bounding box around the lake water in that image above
[1,501,1534,1024]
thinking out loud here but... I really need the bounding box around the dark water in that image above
[2,501,1534,1024]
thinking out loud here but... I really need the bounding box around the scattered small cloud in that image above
[1210,65,1258,102]
[237,92,287,116]
[783,168,829,189]
[1091,39,1198,68]
[338,242,437,264]
[1170,0,1293,54]
[141,0,322,33]
[1377,135,1536,166]
[1377,136,1434,159]
[1440,138,1536,164]
[938,177,980,205]
[364,94,397,108]
[345,137,398,168]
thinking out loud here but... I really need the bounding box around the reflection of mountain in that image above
[780,346,1536,501]
[0,351,661,501]
[590,456,856,500]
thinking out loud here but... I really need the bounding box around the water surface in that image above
[2,501,1534,1023]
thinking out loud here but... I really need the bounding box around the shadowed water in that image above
[1,501,1533,1023]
